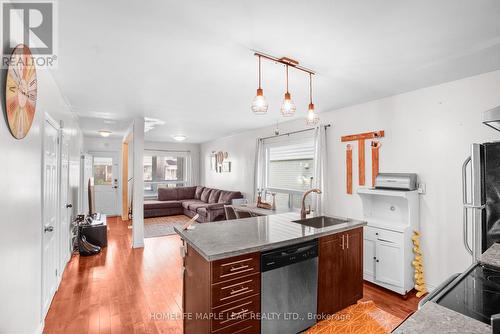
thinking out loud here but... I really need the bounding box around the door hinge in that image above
[55,269,58,277]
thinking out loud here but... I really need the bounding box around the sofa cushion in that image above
[218,190,243,204]
[205,203,226,210]
[196,207,208,217]
[144,200,182,210]
[189,202,210,212]
[200,188,212,202]
[208,189,222,204]
[158,187,178,201]
[194,186,204,200]
[181,199,204,210]
[177,186,196,200]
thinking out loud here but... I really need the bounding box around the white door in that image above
[59,134,71,274]
[42,120,60,316]
[92,153,120,215]
[375,240,403,287]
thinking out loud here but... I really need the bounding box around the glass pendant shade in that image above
[252,88,268,114]
[306,103,319,125]
[280,92,296,117]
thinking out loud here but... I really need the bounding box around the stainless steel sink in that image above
[292,216,348,228]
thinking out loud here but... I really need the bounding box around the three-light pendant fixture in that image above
[251,52,319,125]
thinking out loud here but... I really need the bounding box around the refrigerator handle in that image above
[462,156,473,255]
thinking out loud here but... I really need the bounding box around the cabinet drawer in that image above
[212,253,260,283]
[376,229,403,245]
[212,273,260,308]
[212,319,260,334]
[364,226,378,240]
[319,231,342,244]
[211,294,260,332]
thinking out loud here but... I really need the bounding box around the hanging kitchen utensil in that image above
[346,144,353,194]
[341,130,385,188]
[371,141,381,187]
[358,139,365,186]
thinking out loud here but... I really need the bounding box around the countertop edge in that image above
[479,242,500,268]
[175,220,367,261]
[392,301,491,333]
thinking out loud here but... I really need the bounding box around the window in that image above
[93,157,113,185]
[263,140,315,209]
[143,153,190,198]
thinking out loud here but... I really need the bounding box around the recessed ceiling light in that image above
[98,130,112,137]
[172,135,187,142]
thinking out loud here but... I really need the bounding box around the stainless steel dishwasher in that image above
[261,239,318,334]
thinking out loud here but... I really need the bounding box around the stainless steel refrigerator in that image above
[462,142,500,260]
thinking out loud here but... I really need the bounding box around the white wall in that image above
[83,136,123,153]
[0,69,81,333]
[201,69,500,289]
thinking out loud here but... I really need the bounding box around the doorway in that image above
[59,132,72,277]
[42,119,60,317]
[91,152,120,216]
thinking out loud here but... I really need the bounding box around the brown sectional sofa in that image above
[143,186,243,223]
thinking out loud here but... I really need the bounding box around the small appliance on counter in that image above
[374,173,418,191]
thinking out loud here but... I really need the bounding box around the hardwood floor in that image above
[44,216,418,333]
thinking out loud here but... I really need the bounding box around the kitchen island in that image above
[175,212,366,334]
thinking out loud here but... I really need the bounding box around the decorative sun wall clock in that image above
[5,44,38,139]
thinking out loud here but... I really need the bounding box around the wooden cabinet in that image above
[182,243,261,334]
[318,228,363,315]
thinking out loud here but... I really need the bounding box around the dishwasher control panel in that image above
[261,239,318,272]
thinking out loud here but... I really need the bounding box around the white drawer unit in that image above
[358,188,420,296]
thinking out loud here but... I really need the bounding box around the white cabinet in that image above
[363,238,375,278]
[375,239,403,287]
[358,188,419,295]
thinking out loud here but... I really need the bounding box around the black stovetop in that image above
[437,264,500,325]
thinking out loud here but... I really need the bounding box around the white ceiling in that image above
[54,0,500,143]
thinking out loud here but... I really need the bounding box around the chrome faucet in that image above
[300,188,322,219]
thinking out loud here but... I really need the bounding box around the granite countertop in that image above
[174,212,366,261]
[392,301,491,334]
[480,242,500,268]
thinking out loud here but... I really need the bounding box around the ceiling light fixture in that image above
[280,64,296,117]
[172,135,187,141]
[252,52,316,121]
[98,130,112,137]
[251,55,268,115]
[306,73,319,126]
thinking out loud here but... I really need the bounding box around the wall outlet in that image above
[418,182,426,194]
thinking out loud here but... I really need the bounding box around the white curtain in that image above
[253,138,265,201]
[313,125,328,215]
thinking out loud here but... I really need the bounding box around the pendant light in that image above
[251,55,269,114]
[306,73,319,125]
[280,64,296,117]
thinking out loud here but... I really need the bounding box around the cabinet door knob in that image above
[373,256,376,260]
[376,259,380,263]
